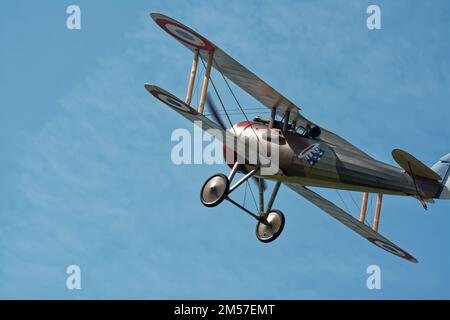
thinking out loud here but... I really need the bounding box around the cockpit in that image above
[252,116,321,139]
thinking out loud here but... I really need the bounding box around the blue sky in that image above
[0,0,449,299]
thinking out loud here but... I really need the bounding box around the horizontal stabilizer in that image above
[392,149,441,181]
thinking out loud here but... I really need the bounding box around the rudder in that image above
[431,153,450,199]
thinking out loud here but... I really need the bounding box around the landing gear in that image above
[256,210,285,243]
[200,174,229,207]
[200,162,285,243]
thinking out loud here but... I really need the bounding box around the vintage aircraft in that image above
[145,12,449,263]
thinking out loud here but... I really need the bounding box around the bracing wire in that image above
[199,55,262,213]
[199,55,236,135]
[204,111,271,117]
[214,57,255,124]
[336,190,351,213]
[367,194,374,227]
[194,64,204,107]
[212,56,268,156]
[209,107,269,112]
[247,180,259,212]
[348,192,361,212]
[243,180,248,207]
[204,107,269,115]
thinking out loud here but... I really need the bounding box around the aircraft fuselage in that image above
[231,121,440,198]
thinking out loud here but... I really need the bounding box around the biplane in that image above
[145,12,450,263]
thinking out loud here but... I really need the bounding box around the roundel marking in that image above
[173,28,196,42]
[154,18,215,51]
[367,237,417,262]
[150,89,198,115]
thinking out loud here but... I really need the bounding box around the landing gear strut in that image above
[200,162,285,243]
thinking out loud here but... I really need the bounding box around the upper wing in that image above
[285,183,418,263]
[150,12,373,159]
[150,12,300,121]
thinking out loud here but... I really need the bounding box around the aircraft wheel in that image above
[256,210,285,243]
[200,174,230,207]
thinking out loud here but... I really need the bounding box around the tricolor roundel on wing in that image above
[151,13,215,52]
[367,237,418,263]
[145,84,198,116]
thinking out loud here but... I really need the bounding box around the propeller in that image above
[205,93,267,191]
[205,94,226,130]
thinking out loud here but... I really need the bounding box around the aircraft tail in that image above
[431,153,450,199]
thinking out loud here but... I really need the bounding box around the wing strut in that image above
[373,193,383,232]
[359,192,369,222]
[359,192,383,232]
[185,49,199,105]
[198,52,214,114]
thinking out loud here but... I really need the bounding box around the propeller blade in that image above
[205,94,227,131]
[206,94,264,190]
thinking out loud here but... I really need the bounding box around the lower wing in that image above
[285,183,418,263]
[144,84,276,173]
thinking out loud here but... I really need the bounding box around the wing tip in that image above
[144,83,153,89]
[144,83,159,94]
[149,12,164,21]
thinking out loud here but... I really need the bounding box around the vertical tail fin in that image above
[431,153,450,199]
